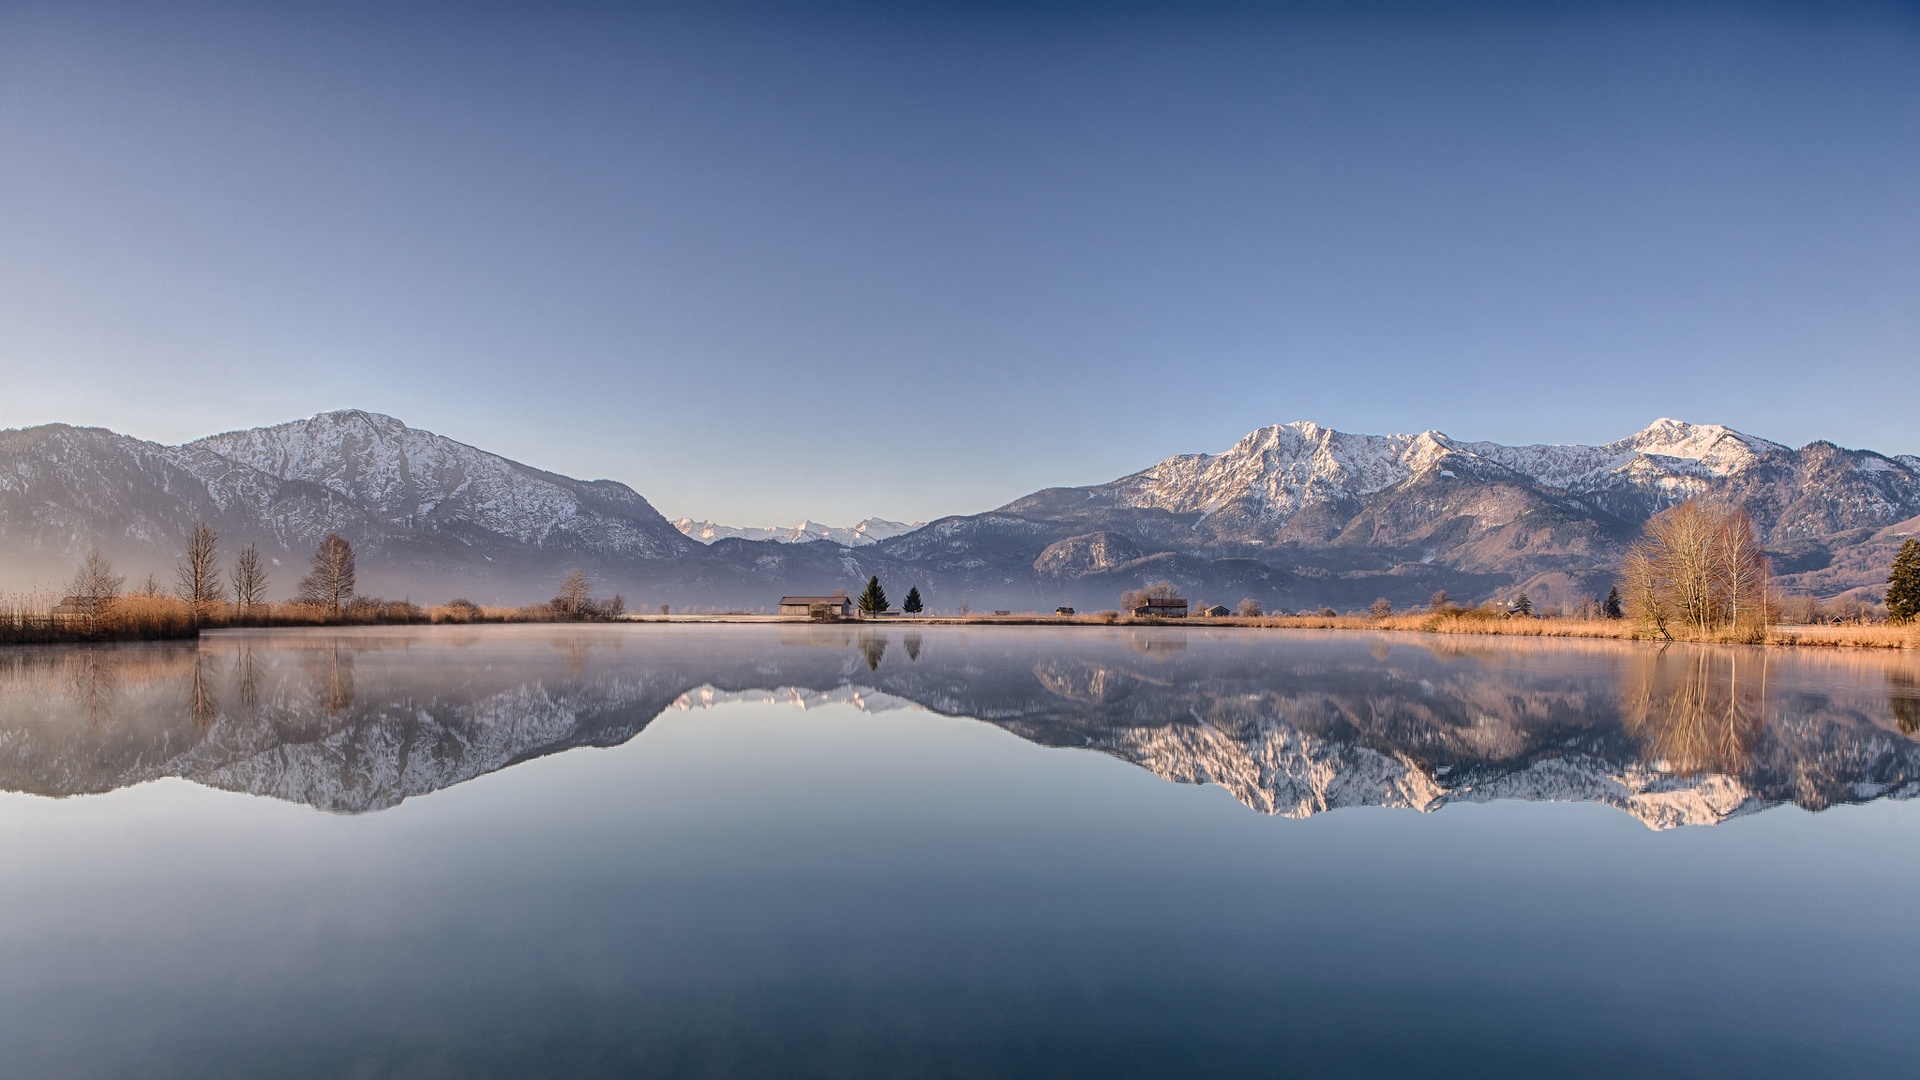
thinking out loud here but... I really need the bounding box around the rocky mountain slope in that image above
[886,419,1920,611]
[0,410,695,600]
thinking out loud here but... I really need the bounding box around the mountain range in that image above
[2,409,1916,610]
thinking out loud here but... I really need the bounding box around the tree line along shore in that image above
[0,529,630,646]
[6,502,1920,649]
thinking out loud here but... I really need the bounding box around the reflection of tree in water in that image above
[1892,672,1920,735]
[234,648,262,713]
[1620,646,1765,777]
[557,635,592,677]
[858,634,887,672]
[903,634,922,662]
[185,652,222,729]
[67,650,118,726]
[304,646,356,716]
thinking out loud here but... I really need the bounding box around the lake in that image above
[2,625,1917,1078]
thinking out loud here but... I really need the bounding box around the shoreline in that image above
[6,612,1912,651]
[605,612,1919,650]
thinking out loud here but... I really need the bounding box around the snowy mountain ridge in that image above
[673,516,921,547]
[192,409,685,557]
[0,409,695,598]
[1102,418,1801,521]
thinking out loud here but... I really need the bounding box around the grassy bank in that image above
[0,593,602,646]
[869,611,1920,649]
[10,594,1913,650]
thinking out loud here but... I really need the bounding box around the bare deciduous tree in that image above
[68,547,125,619]
[175,522,226,620]
[297,533,356,612]
[1713,506,1769,633]
[1621,501,1771,640]
[1236,598,1263,618]
[1121,580,1183,612]
[232,544,270,614]
[552,569,592,619]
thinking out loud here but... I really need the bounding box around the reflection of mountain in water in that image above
[0,627,1916,827]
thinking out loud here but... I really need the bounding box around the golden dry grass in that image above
[904,610,1919,649]
[1767,623,1920,649]
[7,590,1914,650]
[0,593,443,644]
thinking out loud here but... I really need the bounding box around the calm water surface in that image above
[1,625,1917,1078]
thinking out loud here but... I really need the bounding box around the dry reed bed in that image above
[917,612,1920,649]
[0,593,578,646]
[6,593,1915,651]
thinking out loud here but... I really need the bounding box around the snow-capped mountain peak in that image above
[1461,418,1787,496]
[1105,417,1809,525]
[1105,420,1470,520]
[187,409,685,556]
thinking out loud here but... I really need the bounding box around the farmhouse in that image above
[52,595,109,623]
[1133,597,1188,618]
[779,595,853,618]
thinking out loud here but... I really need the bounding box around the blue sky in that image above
[1,1,1914,525]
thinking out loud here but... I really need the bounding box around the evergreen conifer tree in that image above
[858,575,889,615]
[902,587,923,614]
[1888,538,1920,624]
[1604,586,1623,619]
[1511,593,1532,617]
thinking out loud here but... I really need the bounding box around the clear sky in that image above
[1,1,1915,526]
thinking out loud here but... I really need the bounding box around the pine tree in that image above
[1604,586,1623,619]
[902,587,923,614]
[1511,593,1533,617]
[1888,538,1920,624]
[858,575,889,615]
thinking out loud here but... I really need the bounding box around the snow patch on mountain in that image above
[674,516,921,547]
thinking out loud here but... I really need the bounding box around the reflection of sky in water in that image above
[1,627,1917,1077]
